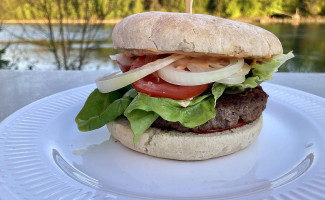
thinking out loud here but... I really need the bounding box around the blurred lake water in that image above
[0,23,324,72]
[259,23,325,72]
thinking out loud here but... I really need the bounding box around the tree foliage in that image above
[0,0,324,20]
[303,0,323,16]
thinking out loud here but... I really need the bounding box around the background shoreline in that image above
[2,16,325,25]
[1,19,122,24]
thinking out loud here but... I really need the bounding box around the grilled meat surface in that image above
[152,86,268,133]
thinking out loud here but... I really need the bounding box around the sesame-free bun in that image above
[107,116,263,161]
[112,12,283,58]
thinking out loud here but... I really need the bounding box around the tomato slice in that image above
[125,56,210,100]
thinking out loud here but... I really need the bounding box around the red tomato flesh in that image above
[120,55,210,100]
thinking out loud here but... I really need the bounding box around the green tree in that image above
[303,0,323,15]
[282,0,300,14]
[201,0,217,15]
[147,0,162,11]
[224,0,263,18]
[241,0,262,17]
[262,0,283,16]
[159,0,184,12]
[225,0,242,18]
[1,0,325,19]
[130,0,144,14]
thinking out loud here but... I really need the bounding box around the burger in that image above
[75,12,293,160]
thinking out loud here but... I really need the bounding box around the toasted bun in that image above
[112,12,283,58]
[107,116,263,161]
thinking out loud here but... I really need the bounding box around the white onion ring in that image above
[217,63,250,84]
[96,54,185,93]
[157,58,244,86]
[110,54,134,66]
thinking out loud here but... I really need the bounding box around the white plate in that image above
[0,83,324,200]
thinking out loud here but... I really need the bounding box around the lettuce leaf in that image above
[124,83,226,143]
[75,86,136,131]
[226,52,294,93]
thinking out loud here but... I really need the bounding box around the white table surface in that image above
[0,70,324,122]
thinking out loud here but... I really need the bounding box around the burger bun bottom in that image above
[107,116,263,161]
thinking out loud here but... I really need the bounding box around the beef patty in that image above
[152,86,268,133]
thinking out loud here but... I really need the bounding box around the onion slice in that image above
[110,54,134,66]
[158,58,244,86]
[96,54,185,93]
[217,63,250,84]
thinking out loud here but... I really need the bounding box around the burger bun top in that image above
[112,12,283,58]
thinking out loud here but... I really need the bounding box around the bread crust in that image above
[112,12,283,58]
[107,116,263,160]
